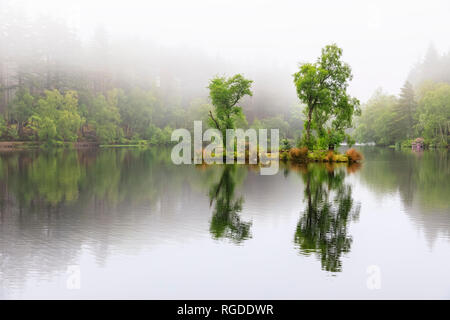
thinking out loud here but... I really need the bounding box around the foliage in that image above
[89,92,122,144]
[293,44,360,149]
[29,90,82,143]
[353,89,399,145]
[145,124,173,145]
[0,115,7,137]
[9,87,34,137]
[29,115,57,142]
[118,88,155,137]
[304,150,349,162]
[280,138,292,151]
[345,148,363,162]
[280,151,289,161]
[416,82,450,146]
[289,147,309,163]
[354,81,449,147]
[393,81,418,139]
[207,74,253,137]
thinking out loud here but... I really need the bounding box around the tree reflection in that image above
[294,163,361,272]
[0,147,196,211]
[208,165,251,244]
[357,147,450,245]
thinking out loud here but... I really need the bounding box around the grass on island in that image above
[281,147,363,163]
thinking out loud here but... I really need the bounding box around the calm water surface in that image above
[0,147,449,299]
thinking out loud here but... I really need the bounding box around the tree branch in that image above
[209,110,221,131]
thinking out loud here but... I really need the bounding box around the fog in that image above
[2,0,450,115]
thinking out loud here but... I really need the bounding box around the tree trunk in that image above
[18,121,23,138]
[306,107,313,147]
[439,123,445,146]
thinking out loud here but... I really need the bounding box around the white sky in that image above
[17,0,450,101]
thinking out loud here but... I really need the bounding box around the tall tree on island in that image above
[293,44,360,150]
[207,74,253,140]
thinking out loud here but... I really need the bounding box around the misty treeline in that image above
[354,45,450,147]
[1,4,448,148]
[0,5,300,145]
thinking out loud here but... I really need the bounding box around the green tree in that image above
[9,87,34,138]
[354,89,398,145]
[207,74,253,139]
[29,115,57,142]
[29,89,81,143]
[90,91,122,144]
[145,124,173,145]
[118,88,155,138]
[417,82,450,146]
[393,81,417,139]
[293,44,360,149]
[0,114,7,138]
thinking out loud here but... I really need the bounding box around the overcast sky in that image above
[17,0,450,101]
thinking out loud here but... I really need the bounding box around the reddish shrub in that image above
[346,148,363,162]
[324,151,335,162]
[289,147,308,162]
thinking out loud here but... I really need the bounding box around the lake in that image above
[0,147,449,299]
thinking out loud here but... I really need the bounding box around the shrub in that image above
[6,126,19,140]
[334,154,348,162]
[307,150,327,161]
[131,133,141,143]
[280,138,292,151]
[289,147,308,162]
[324,151,335,162]
[345,148,363,162]
[280,151,289,161]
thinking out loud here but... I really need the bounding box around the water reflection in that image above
[0,148,208,294]
[357,147,450,244]
[0,147,449,298]
[293,163,361,272]
[0,148,173,209]
[208,165,251,243]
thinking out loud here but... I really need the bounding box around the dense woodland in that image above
[354,45,450,147]
[0,7,301,146]
[0,4,448,148]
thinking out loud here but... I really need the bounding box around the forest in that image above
[354,45,450,147]
[0,7,448,148]
[0,9,302,147]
